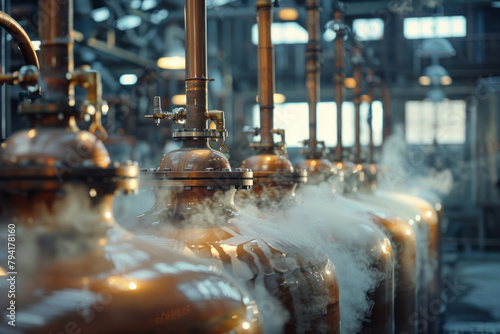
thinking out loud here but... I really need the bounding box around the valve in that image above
[300,139,327,159]
[0,65,40,94]
[67,66,109,140]
[144,96,186,126]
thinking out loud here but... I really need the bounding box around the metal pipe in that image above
[367,68,375,163]
[0,10,39,68]
[306,0,320,149]
[353,45,362,162]
[38,0,73,104]
[380,78,392,141]
[256,0,274,146]
[333,6,345,160]
[185,0,208,131]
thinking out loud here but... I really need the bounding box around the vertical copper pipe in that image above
[353,45,362,162]
[306,0,320,149]
[333,9,345,160]
[256,0,274,146]
[185,0,208,131]
[367,68,375,163]
[38,0,73,104]
[381,79,391,141]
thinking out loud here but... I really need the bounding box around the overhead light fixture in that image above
[426,88,446,102]
[420,64,451,86]
[344,77,356,89]
[91,7,110,23]
[150,9,169,24]
[157,55,185,70]
[119,74,138,85]
[323,29,336,42]
[418,38,456,58]
[141,0,159,11]
[115,15,142,31]
[255,93,286,104]
[361,94,371,103]
[278,8,298,21]
[274,93,286,104]
[418,76,431,86]
[158,25,185,70]
[440,75,452,86]
[172,94,187,105]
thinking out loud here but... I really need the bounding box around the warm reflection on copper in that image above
[0,186,262,333]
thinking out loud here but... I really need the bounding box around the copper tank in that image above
[364,64,442,334]
[290,3,395,333]
[129,0,340,332]
[0,1,262,332]
[359,165,441,334]
[303,8,417,332]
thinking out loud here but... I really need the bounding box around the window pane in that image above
[253,102,383,148]
[405,100,466,144]
[251,22,308,45]
[353,18,384,41]
[404,16,466,39]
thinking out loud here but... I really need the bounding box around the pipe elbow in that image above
[0,11,39,68]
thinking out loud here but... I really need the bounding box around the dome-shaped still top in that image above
[418,38,456,58]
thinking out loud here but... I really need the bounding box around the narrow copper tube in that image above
[185,0,208,131]
[256,0,274,146]
[0,10,39,68]
[306,0,320,149]
[333,9,345,160]
[38,0,73,104]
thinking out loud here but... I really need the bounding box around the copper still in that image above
[295,4,419,333]
[238,0,307,207]
[0,1,262,333]
[129,0,340,332]
[332,39,418,334]
[292,2,397,333]
[354,61,441,334]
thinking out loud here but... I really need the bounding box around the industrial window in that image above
[251,22,308,45]
[405,100,466,144]
[252,101,383,148]
[403,16,466,39]
[353,18,384,41]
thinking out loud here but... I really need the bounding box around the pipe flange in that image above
[173,128,228,140]
[252,169,307,186]
[140,168,253,190]
[0,162,139,194]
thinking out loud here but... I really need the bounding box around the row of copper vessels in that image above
[0,0,443,333]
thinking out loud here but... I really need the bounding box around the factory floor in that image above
[442,252,500,334]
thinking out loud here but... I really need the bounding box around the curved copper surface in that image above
[0,11,39,68]
[357,224,394,334]
[386,192,440,334]
[0,123,110,168]
[0,185,261,333]
[132,202,340,333]
[294,159,336,185]
[158,144,231,172]
[240,154,296,202]
[368,211,417,334]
